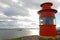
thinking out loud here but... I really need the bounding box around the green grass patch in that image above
[5,38,22,40]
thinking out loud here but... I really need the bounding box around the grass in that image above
[5,38,22,40]
[5,36,60,40]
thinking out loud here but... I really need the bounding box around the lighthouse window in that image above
[44,18,53,24]
[40,18,55,25]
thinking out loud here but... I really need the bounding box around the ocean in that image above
[0,28,39,40]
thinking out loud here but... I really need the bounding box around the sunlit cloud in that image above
[0,2,10,9]
[12,0,19,3]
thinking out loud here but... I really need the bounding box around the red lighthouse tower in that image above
[38,2,57,39]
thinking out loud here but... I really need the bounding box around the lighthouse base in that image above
[39,25,57,40]
[40,25,57,37]
[39,36,57,40]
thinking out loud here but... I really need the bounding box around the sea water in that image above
[0,28,39,40]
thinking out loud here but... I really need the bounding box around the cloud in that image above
[0,0,30,16]
[3,7,29,16]
[20,0,40,9]
[0,0,31,28]
[19,0,60,10]
[0,0,60,28]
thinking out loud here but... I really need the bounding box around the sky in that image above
[0,0,60,28]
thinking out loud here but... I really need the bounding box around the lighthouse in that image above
[38,2,57,39]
